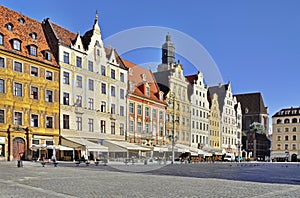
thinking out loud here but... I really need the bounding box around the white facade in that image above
[59,14,127,141]
[220,84,241,154]
[187,72,210,149]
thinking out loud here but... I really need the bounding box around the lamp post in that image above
[169,92,176,164]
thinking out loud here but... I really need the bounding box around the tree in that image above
[249,122,266,134]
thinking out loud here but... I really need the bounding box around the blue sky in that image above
[1,0,300,120]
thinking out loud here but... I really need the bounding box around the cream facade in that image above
[43,13,127,159]
[272,108,300,162]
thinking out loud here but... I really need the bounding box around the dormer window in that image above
[141,73,146,81]
[29,45,37,56]
[129,81,134,92]
[18,18,25,25]
[12,39,21,51]
[0,34,3,45]
[129,68,133,76]
[30,32,37,41]
[159,92,163,101]
[6,23,13,31]
[146,86,150,97]
[44,51,52,61]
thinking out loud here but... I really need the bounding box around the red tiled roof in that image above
[49,22,77,47]
[0,5,58,66]
[122,59,166,104]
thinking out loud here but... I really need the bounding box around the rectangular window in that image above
[76,117,82,131]
[75,95,82,107]
[120,72,124,82]
[76,56,82,68]
[88,61,93,72]
[76,75,82,88]
[0,57,5,68]
[0,110,4,123]
[0,35,3,46]
[14,61,22,72]
[120,123,125,135]
[46,71,53,81]
[88,79,94,91]
[101,83,106,94]
[45,90,53,102]
[63,52,69,64]
[101,101,106,113]
[46,117,53,128]
[88,118,94,132]
[63,114,69,129]
[292,144,296,150]
[137,105,142,115]
[129,103,134,114]
[31,66,38,77]
[14,112,22,125]
[120,89,124,99]
[145,123,149,133]
[159,126,163,137]
[111,122,115,134]
[120,106,124,116]
[88,98,94,110]
[101,65,106,76]
[100,120,106,133]
[130,120,134,132]
[0,79,4,93]
[63,92,69,105]
[31,86,38,99]
[31,114,38,127]
[145,107,149,117]
[152,109,157,118]
[111,69,115,79]
[14,82,22,96]
[111,86,115,97]
[159,111,163,120]
[13,40,21,51]
[63,72,69,84]
[111,104,116,114]
[29,46,37,56]
[284,144,288,150]
[137,122,142,133]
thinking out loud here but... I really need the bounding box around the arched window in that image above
[293,127,297,132]
[277,119,282,124]
[284,119,290,124]
[292,118,297,123]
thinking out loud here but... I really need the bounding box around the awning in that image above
[272,153,288,158]
[103,140,152,152]
[46,145,74,151]
[153,146,168,152]
[61,137,108,152]
[176,144,213,157]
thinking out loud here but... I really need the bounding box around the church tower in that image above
[157,34,176,72]
[162,33,175,64]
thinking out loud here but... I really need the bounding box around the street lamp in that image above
[168,92,176,164]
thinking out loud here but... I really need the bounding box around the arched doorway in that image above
[13,137,25,160]
[291,154,297,162]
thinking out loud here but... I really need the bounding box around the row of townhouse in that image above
[0,5,242,161]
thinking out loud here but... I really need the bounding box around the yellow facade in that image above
[209,93,221,149]
[0,51,59,161]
